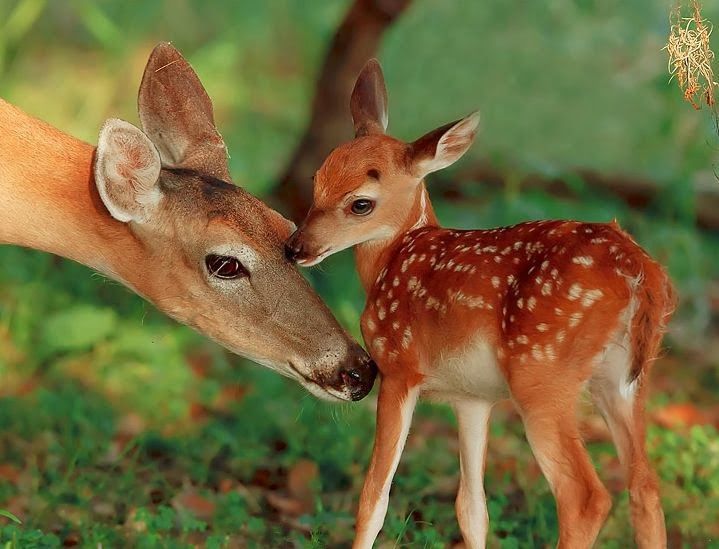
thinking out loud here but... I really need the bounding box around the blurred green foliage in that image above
[1,0,718,547]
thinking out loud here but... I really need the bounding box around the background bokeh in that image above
[1,1,718,546]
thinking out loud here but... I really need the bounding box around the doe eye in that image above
[350,199,375,216]
[205,254,248,280]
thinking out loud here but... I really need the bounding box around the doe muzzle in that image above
[285,229,307,262]
[339,345,377,401]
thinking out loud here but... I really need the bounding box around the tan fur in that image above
[0,44,377,402]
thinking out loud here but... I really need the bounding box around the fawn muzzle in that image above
[285,224,331,266]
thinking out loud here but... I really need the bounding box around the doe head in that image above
[286,59,479,266]
[94,43,376,401]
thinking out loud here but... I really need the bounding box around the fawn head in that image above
[93,43,375,401]
[286,59,479,266]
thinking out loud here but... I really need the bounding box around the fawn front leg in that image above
[454,400,493,549]
[353,377,420,549]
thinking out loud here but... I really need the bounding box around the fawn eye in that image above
[205,254,248,280]
[350,199,375,216]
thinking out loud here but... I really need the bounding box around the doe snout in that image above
[338,345,377,401]
[284,228,306,262]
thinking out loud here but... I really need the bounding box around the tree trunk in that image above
[276,0,412,220]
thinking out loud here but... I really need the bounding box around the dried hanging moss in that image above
[665,0,717,110]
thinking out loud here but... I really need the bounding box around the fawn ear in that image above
[350,59,388,137]
[138,42,230,181]
[409,111,480,177]
[95,119,162,224]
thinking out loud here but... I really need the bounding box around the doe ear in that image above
[409,111,480,178]
[95,119,162,224]
[265,208,297,241]
[350,58,388,137]
[138,42,230,181]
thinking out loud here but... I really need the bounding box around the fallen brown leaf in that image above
[266,492,307,516]
[653,403,719,429]
[173,488,216,520]
[0,463,21,483]
[287,459,318,502]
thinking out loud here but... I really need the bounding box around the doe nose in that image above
[340,350,378,401]
[285,232,304,262]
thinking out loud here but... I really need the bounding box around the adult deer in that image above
[0,43,376,402]
[286,59,675,548]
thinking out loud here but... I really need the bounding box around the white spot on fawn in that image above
[402,327,413,349]
[544,344,557,361]
[581,289,604,308]
[568,283,583,301]
[373,337,386,354]
[531,345,544,361]
[572,256,594,266]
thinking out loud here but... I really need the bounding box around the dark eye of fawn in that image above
[351,199,375,216]
[205,254,248,279]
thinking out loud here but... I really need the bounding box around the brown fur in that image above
[289,59,675,548]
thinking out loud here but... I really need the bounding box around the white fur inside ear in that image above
[379,105,389,133]
[416,111,480,176]
[95,118,162,223]
[435,111,480,165]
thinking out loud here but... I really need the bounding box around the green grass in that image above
[1,1,719,547]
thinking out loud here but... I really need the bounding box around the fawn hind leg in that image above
[590,336,666,549]
[510,363,612,549]
[453,399,493,549]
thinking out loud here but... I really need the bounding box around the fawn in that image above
[286,59,675,548]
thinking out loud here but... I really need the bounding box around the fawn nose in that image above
[285,231,305,262]
[339,346,377,401]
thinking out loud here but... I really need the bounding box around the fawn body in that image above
[0,43,375,401]
[286,60,675,548]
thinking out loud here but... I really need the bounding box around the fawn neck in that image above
[354,182,438,292]
[0,100,147,291]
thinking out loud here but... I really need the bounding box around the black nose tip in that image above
[340,357,377,401]
[285,230,306,262]
[284,241,301,262]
